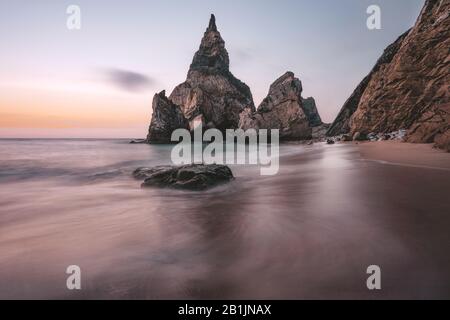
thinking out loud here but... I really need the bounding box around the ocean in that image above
[0,139,449,299]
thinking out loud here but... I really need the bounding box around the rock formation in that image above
[326,31,410,137]
[302,97,323,127]
[146,91,189,144]
[327,0,450,151]
[239,72,323,140]
[169,14,255,132]
[146,14,325,143]
[312,123,331,140]
[133,164,234,190]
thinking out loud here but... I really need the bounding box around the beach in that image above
[358,141,450,171]
[0,139,449,299]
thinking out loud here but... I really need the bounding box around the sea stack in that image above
[146,91,189,144]
[169,14,255,132]
[327,0,450,151]
[146,14,325,143]
[239,72,324,140]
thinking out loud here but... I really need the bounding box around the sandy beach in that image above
[357,141,450,171]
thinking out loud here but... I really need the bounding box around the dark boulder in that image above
[353,132,368,141]
[133,164,234,191]
[341,134,352,142]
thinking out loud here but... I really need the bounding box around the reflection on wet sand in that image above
[0,140,449,299]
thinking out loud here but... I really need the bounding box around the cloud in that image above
[231,47,254,66]
[102,68,155,92]
[235,48,253,62]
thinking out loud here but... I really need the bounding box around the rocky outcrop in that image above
[133,164,234,190]
[326,30,409,137]
[146,14,325,143]
[302,97,323,127]
[312,123,331,140]
[239,72,322,140]
[327,0,450,151]
[146,91,189,144]
[129,139,146,144]
[169,14,255,132]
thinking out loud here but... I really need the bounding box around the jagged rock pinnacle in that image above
[165,14,255,133]
[207,14,217,32]
[189,14,229,73]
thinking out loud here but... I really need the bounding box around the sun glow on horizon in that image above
[0,82,153,137]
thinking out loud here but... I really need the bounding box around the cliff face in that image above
[328,0,450,150]
[326,30,410,137]
[169,14,255,132]
[239,72,323,140]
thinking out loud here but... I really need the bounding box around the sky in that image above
[0,0,425,138]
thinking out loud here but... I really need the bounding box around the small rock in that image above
[133,164,234,191]
[326,139,335,145]
[129,139,146,144]
[353,132,368,141]
[342,134,352,142]
[367,132,379,141]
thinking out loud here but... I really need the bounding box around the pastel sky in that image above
[0,0,425,138]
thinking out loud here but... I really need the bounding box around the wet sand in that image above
[357,141,450,171]
[0,139,449,299]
